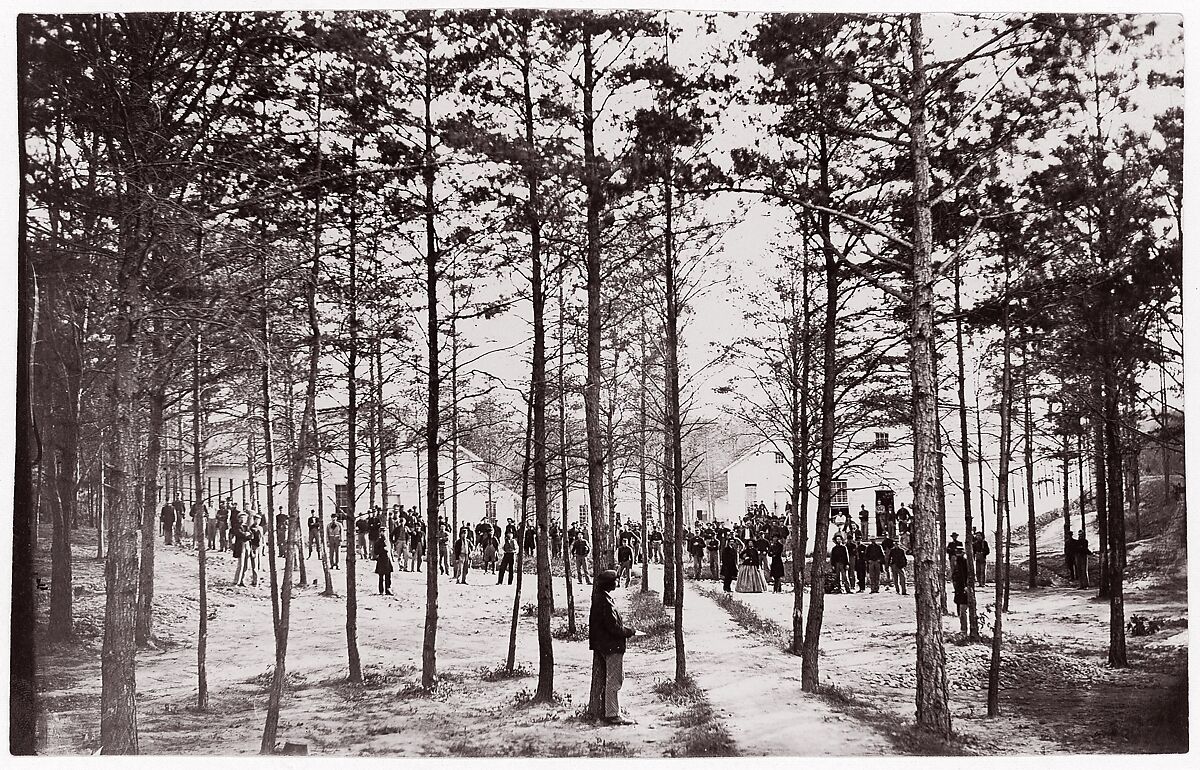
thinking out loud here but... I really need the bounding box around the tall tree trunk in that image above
[559,275,576,633]
[518,34,556,700]
[137,378,165,646]
[986,258,1015,717]
[954,260,980,640]
[639,316,649,593]
[1061,427,1072,571]
[420,33,441,689]
[47,421,73,638]
[12,18,38,748]
[801,127,836,693]
[581,25,608,574]
[1103,362,1127,666]
[314,409,334,597]
[191,328,209,710]
[790,231,811,654]
[259,222,282,642]
[1094,415,1109,599]
[100,210,144,755]
[663,114,686,683]
[508,389,535,673]
[376,336,389,512]
[662,428,675,606]
[906,14,951,736]
[1022,337,1037,588]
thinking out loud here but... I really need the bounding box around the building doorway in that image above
[875,489,895,537]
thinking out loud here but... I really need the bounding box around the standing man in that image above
[649,526,664,563]
[705,529,721,581]
[616,539,634,588]
[830,535,851,594]
[719,535,738,592]
[160,501,176,546]
[952,550,970,634]
[275,508,288,558]
[326,515,343,569]
[172,495,186,547]
[216,501,231,552]
[889,540,909,596]
[864,536,886,593]
[896,502,911,538]
[972,529,990,587]
[571,531,591,584]
[858,504,871,537]
[497,532,517,585]
[306,510,321,558]
[1074,529,1091,588]
[587,569,637,725]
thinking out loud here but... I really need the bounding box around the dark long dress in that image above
[768,542,785,580]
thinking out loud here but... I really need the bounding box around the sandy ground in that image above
[31,491,1188,757]
[33,530,897,756]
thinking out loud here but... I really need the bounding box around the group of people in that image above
[680,523,789,594]
[828,532,910,594]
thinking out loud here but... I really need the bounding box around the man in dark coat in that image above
[1064,533,1077,581]
[830,535,851,593]
[952,552,970,634]
[864,537,886,593]
[888,541,909,596]
[588,569,636,725]
[1074,530,1091,588]
[972,530,990,586]
[160,502,176,546]
[852,538,868,592]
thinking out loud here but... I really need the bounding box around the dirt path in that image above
[680,579,892,755]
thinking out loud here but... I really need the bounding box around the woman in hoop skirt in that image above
[735,542,767,593]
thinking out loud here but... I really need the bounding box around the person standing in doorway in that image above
[587,569,637,725]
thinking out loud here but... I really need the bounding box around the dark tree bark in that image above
[581,25,609,574]
[136,379,165,646]
[801,128,836,693]
[191,328,209,710]
[1022,337,1038,588]
[987,248,1016,718]
[12,21,38,746]
[420,26,441,689]
[906,14,951,736]
[954,260,980,640]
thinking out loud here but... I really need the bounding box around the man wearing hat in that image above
[588,569,637,725]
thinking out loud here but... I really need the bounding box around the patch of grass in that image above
[522,602,569,618]
[652,673,737,757]
[395,674,461,702]
[244,667,308,690]
[628,590,675,639]
[446,738,494,757]
[552,620,588,641]
[696,586,789,649]
[651,675,704,706]
[585,738,630,757]
[815,683,973,756]
[361,664,417,689]
[512,687,572,709]
[477,661,533,682]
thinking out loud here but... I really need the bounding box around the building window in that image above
[832,479,848,506]
[438,481,446,506]
[774,451,785,464]
[485,499,496,518]
[335,484,350,510]
[874,432,890,450]
[579,504,589,523]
